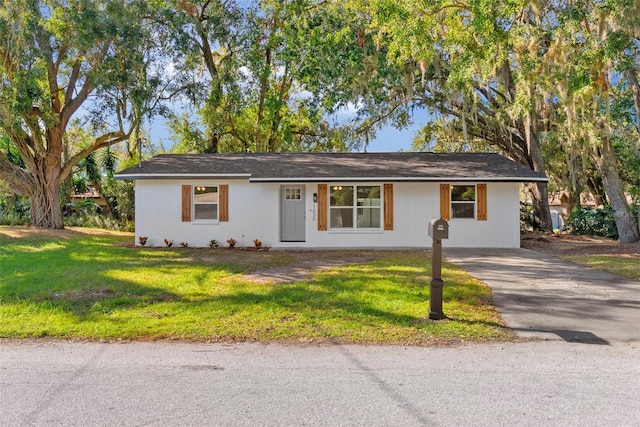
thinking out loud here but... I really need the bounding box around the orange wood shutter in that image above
[181,185,192,222]
[440,184,450,220]
[219,184,229,221]
[383,183,394,230]
[317,184,327,231]
[477,183,487,220]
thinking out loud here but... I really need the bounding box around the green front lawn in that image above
[0,227,512,344]
[563,255,640,281]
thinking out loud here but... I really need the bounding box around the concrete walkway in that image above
[444,248,640,343]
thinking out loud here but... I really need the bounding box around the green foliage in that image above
[519,202,536,232]
[166,0,363,153]
[613,135,640,202]
[104,179,135,223]
[565,207,620,239]
[0,192,30,226]
[62,212,133,232]
[60,175,135,231]
[346,0,640,238]
[0,0,176,227]
[2,0,639,236]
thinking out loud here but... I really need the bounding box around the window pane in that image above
[194,204,218,220]
[451,202,475,218]
[451,185,475,202]
[330,208,354,228]
[330,186,353,207]
[357,207,380,228]
[357,186,381,207]
[194,186,218,203]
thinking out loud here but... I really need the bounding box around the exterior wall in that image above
[133,180,521,249]
[444,182,521,248]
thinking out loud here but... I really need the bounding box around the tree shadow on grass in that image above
[1,236,503,341]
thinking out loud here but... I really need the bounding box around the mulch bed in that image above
[521,231,640,258]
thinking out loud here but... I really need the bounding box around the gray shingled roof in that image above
[114,152,547,182]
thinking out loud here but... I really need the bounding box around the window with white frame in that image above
[285,187,302,200]
[193,186,218,220]
[450,185,475,218]
[330,185,381,229]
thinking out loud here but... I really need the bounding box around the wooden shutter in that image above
[317,184,327,231]
[219,184,229,221]
[439,184,450,221]
[383,183,394,230]
[477,183,487,220]
[181,185,192,222]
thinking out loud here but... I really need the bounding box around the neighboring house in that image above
[114,152,548,249]
[69,186,108,213]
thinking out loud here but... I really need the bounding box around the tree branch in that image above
[59,131,130,183]
[37,29,62,113]
[0,153,33,195]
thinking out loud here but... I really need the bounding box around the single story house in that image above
[114,152,548,249]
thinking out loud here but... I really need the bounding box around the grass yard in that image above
[521,232,640,281]
[563,255,640,281]
[0,227,512,345]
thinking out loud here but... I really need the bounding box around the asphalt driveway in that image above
[445,248,640,343]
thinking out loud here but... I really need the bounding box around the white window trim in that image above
[329,184,382,230]
[193,185,219,222]
[284,187,303,201]
[450,184,477,220]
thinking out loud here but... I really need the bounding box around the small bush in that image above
[0,194,30,225]
[564,206,618,239]
[63,213,133,231]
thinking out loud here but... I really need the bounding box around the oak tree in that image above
[0,0,167,228]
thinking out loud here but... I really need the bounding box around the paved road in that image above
[1,340,639,426]
[445,248,640,343]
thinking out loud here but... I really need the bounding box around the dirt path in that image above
[240,251,397,284]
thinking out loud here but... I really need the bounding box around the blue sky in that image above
[364,123,421,152]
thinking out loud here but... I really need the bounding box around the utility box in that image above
[428,218,449,240]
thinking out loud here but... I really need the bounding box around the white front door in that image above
[280,185,306,242]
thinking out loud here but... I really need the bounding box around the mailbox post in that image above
[428,218,449,320]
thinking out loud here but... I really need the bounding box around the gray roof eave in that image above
[249,176,548,183]
[114,173,252,181]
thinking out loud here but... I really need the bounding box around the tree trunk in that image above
[208,132,219,154]
[594,142,639,243]
[559,190,574,221]
[585,171,606,207]
[525,116,553,232]
[29,157,64,229]
[30,180,64,229]
[529,182,552,231]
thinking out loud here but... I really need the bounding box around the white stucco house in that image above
[114,152,547,249]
